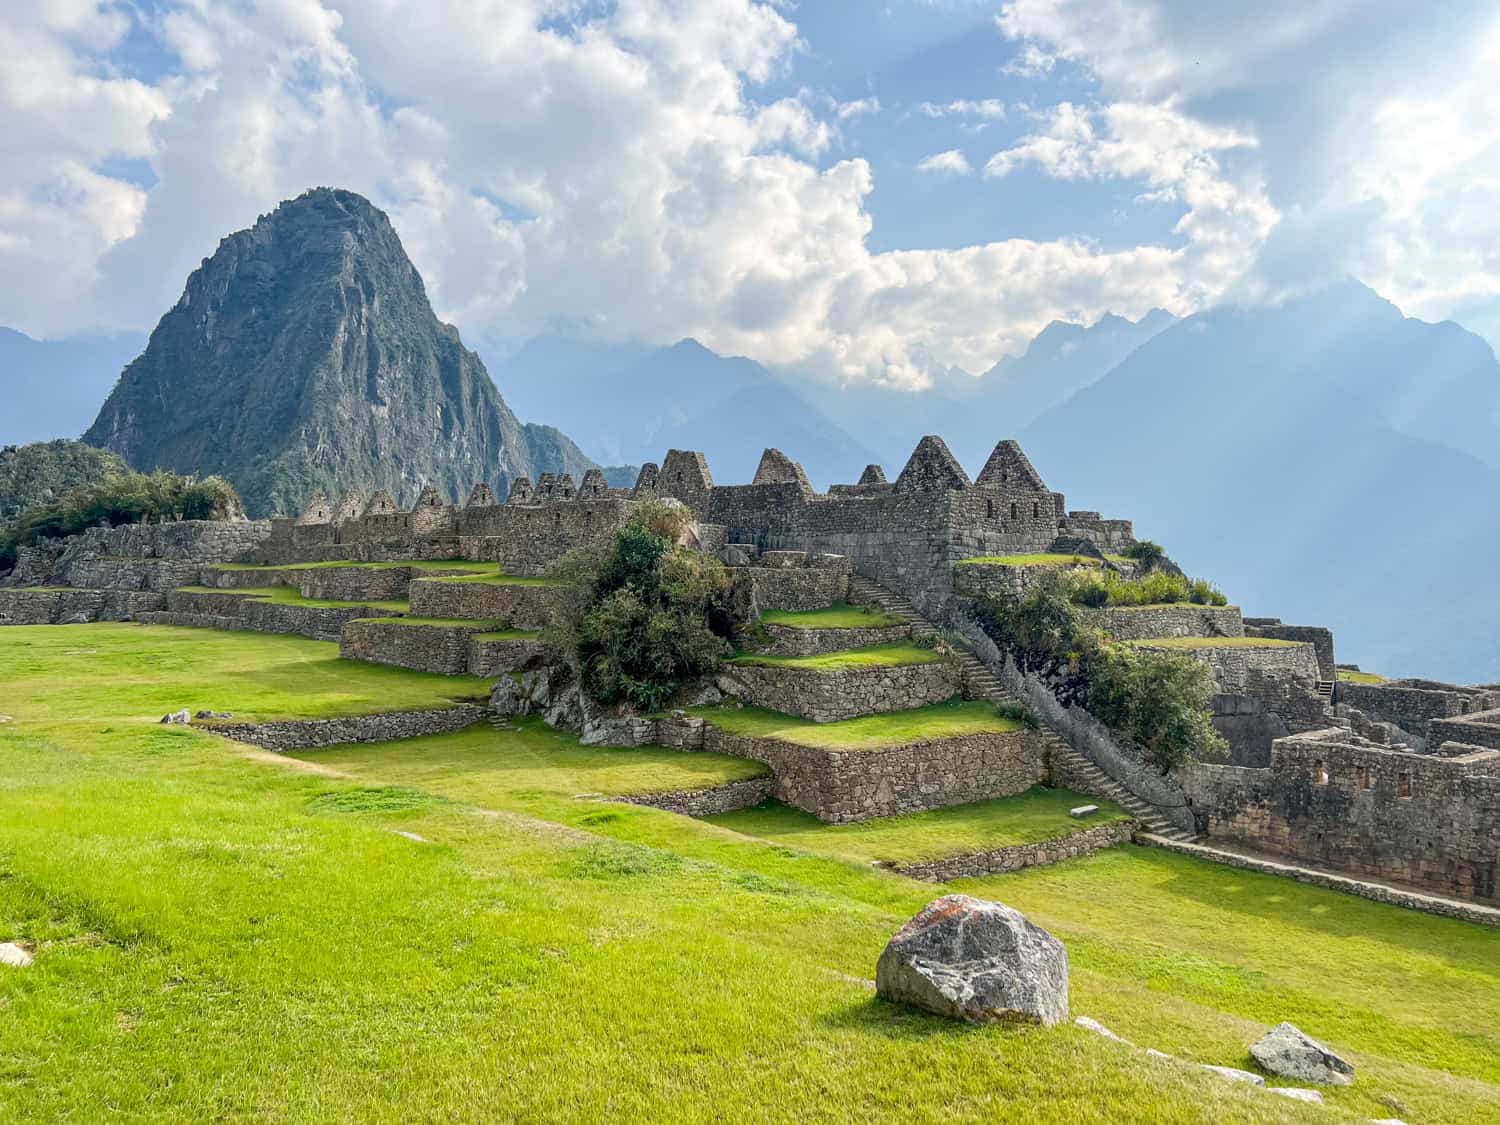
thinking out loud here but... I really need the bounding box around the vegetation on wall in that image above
[1065,568,1228,608]
[976,573,1225,771]
[0,440,129,528]
[551,500,741,710]
[0,468,242,571]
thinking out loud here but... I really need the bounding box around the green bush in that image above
[551,501,740,711]
[1060,568,1228,608]
[975,573,1224,772]
[0,469,242,571]
[1123,539,1166,569]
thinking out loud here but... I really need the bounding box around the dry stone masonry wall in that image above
[716,660,961,723]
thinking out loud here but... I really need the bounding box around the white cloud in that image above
[916,149,972,176]
[918,98,1006,120]
[835,96,880,120]
[1001,42,1055,77]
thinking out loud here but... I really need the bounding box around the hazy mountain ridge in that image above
[83,188,600,516]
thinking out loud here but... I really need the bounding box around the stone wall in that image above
[736,565,849,613]
[652,713,1044,822]
[952,560,1093,601]
[1429,708,1500,751]
[204,707,488,751]
[407,578,558,628]
[1076,604,1244,641]
[467,634,549,676]
[1137,641,1319,696]
[1180,729,1500,904]
[455,498,635,575]
[758,622,910,657]
[1057,513,1134,552]
[1337,681,1500,735]
[12,520,273,586]
[0,587,165,625]
[1243,620,1336,680]
[298,566,433,601]
[892,819,1136,882]
[614,776,775,818]
[339,620,488,675]
[716,659,961,723]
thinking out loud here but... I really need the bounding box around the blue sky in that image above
[3,1,1499,380]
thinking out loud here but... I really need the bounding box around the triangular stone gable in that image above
[466,482,496,508]
[507,476,535,504]
[535,473,557,499]
[334,492,364,522]
[857,464,886,485]
[578,469,608,498]
[364,490,398,516]
[633,462,660,494]
[412,484,445,511]
[894,436,971,492]
[555,474,576,500]
[297,493,332,525]
[751,448,812,492]
[661,449,714,490]
[976,439,1047,490]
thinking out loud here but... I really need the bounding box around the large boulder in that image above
[1249,1022,1355,1086]
[875,895,1069,1025]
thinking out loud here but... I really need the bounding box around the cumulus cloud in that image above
[915,150,972,176]
[1,0,1417,387]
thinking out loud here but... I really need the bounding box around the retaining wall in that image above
[467,634,549,677]
[1076,604,1244,641]
[736,566,850,612]
[0,587,166,625]
[408,578,559,628]
[716,659,961,723]
[340,620,490,676]
[203,707,489,751]
[614,776,775,818]
[758,621,910,657]
[892,819,1136,881]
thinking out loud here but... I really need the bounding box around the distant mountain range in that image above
[1,328,146,447]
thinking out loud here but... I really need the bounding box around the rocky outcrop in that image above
[875,895,1069,1025]
[1249,1022,1355,1086]
[84,187,598,516]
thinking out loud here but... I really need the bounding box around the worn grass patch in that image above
[1338,669,1388,685]
[758,602,905,629]
[955,554,1106,567]
[707,789,1131,865]
[692,699,1022,750]
[729,640,943,670]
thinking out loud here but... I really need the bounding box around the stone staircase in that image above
[1315,678,1336,706]
[1045,735,1196,842]
[847,575,1011,704]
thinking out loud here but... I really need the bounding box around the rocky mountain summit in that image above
[84,187,598,516]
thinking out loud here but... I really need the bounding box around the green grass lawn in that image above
[729,640,943,670]
[706,789,1131,866]
[955,553,1107,567]
[175,585,410,612]
[758,602,905,629]
[1,623,1496,1122]
[1127,637,1304,650]
[1338,669,1388,685]
[471,628,544,641]
[692,699,1023,749]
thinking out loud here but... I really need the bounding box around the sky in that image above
[4,0,1500,387]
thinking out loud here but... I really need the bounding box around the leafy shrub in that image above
[1123,540,1166,569]
[993,700,1039,730]
[974,573,1224,771]
[1061,568,1228,608]
[551,501,740,711]
[1187,578,1228,606]
[0,469,242,571]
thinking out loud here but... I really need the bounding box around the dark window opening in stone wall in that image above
[1398,772,1411,798]
[987,499,994,520]
[1356,765,1370,789]
[1315,759,1329,784]
[1032,501,1040,518]
[1010,502,1018,520]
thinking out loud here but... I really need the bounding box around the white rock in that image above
[1201,1065,1266,1086]
[1250,1021,1355,1086]
[1144,1048,1174,1060]
[1069,804,1100,819]
[0,942,34,968]
[396,831,427,843]
[1074,1015,1130,1043]
[160,709,191,725]
[1268,1088,1325,1104]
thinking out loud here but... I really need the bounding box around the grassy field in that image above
[692,700,1025,749]
[1127,637,1304,650]
[955,554,1106,567]
[1338,669,1388,684]
[706,790,1131,865]
[729,640,943,670]
[175,584,410,612]
[1,623,1497,1123]
[758,602,905,629]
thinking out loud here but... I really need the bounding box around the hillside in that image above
[0,440,129,526]
[83,189,600,516]
[493,337,877,488]
[1023,281,1500,679]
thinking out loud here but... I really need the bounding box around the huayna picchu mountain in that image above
[85,187,599,517]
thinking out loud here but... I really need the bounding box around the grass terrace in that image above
[758,602,905,629]
[1,622,1497,1121]
[175,584,410,612]
[729,640,944,670]
[1338,669,1389,685]
[207,558,500,573]
[415,571,565,587]
[470,628,545,642]
[349,615,504,628]
[707,788,1131,867]
[690,699,1022,750]
[955,553,1107,567]
[1126,637,1305,651]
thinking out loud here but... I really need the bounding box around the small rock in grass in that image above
[1368,1120,1409,1124]
[1074,1016,1130,1043]
[1201,1065,1266,1087]
[1069,804,1100,819]
[0,942,34,968]
[1250,1021,1355,1086]
[160,709,191,725]
[1144,1048,1174,1060]
[1268,1088,1325,1104]
[194,710,233,720]
[875,894,1069,1025]
[396,831,427,843]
